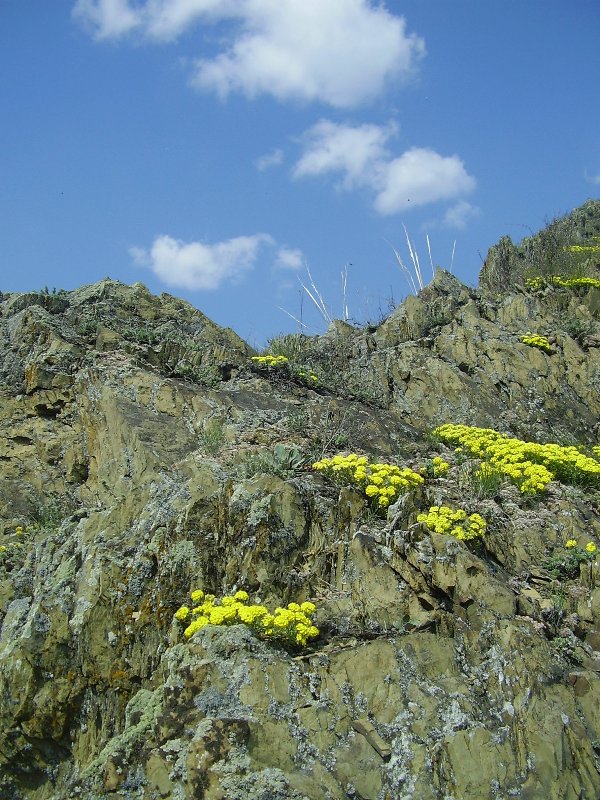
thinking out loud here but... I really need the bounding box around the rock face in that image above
[1,209,600,799]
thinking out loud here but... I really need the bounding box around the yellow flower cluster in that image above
[251,355,289,367]
[526,275,600,290]
[312,453,424,511]
[434,424,600,493]
[520,333,553,353]
[174,589,319,648]
[566,539,597,554]
[593,446,600,460]
[565,539,598,556]
[297,370,318,383]
[568,244,600,253]
[417,506,486,541]
[0,526,30,562]
[423,456,450,477]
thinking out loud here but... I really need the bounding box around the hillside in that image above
[1,202,600,799]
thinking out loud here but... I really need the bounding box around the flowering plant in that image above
[250,354,319,387]
[417,505,486,541]
[174,589,319,648]
[0,525,31,565]
[434,424,600,494]
[526,275,600,291]
[251,355,289,368]
[544,540,598,579]
[520,333,553,353]
[420,456,450,478]
[312,453,423,511]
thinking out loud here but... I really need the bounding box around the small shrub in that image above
[520,333,554,353]
[434,424,600,493]
[420,456,450,479]
[550,635,580,662]
[32,497,77,529]
[526,275,600,291]
[251,354,290,369]
[464,462,506,499]
[309,405,358,459]
[0,525,32,568]
[563,316,597,344]
[237,444,307,478]
[174,362,221,386]
[265,333,314,362]
[199,418,226,455]
[543,539,597,579]
[313,453,423,513]
[122,325,161,345]
[174,589,319,648]
[417,505,486,542]
[284,408,310,435]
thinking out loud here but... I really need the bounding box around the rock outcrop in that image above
[1,206,600,799]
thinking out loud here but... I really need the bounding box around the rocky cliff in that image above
[1,205,600,800]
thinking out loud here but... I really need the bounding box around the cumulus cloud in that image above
[293,120,476,214]
[374,148,476,214]
[293,119,396,189]
[72,0,142,39]
[275,247,304,270]
[73,0,425,107]
[143,0,236,41]
[256,148,284,171]
[584,167,600,185]
[191,1,425,107]
[130,232,274,290]
[441,200,480,230]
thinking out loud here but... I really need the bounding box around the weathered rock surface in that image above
[1,207,600,800]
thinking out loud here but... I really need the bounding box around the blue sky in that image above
[1,1,599,347]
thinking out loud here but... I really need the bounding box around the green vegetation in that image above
[0,525,31,568]
[417,505,486,541]
[526,275,600,291]
[434,424,600,493]
[236,444,307,478]
[520,333,554,353]
[544,539,597,579]
[174,589,319,648]
[199,418,226,455]
[312,453,424,512]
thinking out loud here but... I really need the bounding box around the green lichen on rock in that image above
[1,205,600,799]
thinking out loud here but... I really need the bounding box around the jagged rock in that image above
[1,209,600,800]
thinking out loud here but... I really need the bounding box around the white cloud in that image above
[143,0,236,41]
[441,200,480,230]
[293,120,476,214]
[191,0,425,107]
[374,148,476,214]
[256,148,284,171]
[74,0,425,107]
[275,247,304,270]
[584,167,600,185]
[293,119,396,189]
[130,232,274,290]
[72,0,142,39]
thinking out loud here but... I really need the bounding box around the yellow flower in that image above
[175,606,191,621]
[565,539,577,549]
[586,542,597,554]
